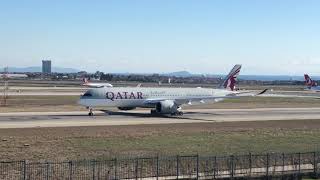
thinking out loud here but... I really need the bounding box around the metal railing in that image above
[1,151,319,179]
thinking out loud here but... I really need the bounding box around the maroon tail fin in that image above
[304,74,317,87]
[219,64,241,91]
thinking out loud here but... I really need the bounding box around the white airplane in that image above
[78,65,267,116]
[0,73,28,79]
[82,78,113,88]
[304,74,320,92]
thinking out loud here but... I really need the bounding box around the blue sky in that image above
[1,0,320,75]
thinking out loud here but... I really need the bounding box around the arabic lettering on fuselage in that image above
[106,92,143,101]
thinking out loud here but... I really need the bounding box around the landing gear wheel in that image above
[151,109,157,115]
[171,111,183,116]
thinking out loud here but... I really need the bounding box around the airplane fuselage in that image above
[78,87,234,108]
[306,86,320,92]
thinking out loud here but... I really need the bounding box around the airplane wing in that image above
[143,89,268,105]
[83,83,113,88]
[231,89,268,96]
[259,94,320,99]
[82,78,113,88]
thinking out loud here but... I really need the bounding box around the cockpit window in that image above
[83,92,92,97]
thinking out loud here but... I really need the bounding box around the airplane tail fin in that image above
[304,74,317,87]
[219,64,241,91]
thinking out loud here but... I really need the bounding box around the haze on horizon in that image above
[0,0,320,76]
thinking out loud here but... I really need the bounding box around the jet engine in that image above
[155,100,178,114]
[214,98,225,103]
[118,107,136,111]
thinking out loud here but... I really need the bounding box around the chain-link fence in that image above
[0,152,319,179]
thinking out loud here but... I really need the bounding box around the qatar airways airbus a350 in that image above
[78,65,267,116]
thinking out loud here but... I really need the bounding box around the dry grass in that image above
[1,120,320,161]
[0,96,83,112]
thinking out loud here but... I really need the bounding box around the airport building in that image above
[42,60,51,74]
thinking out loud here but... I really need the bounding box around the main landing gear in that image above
[150,109,184,116]
[87,107,93,116]
[171,111,183,116]
[150,109,157,115]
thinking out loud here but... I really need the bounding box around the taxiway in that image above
[0,107,319,128]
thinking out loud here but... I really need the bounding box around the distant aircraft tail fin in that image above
[219,64,241,91]
[304,74,317,87]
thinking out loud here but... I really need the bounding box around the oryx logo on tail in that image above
[304,74,317,87]
[219,64,241,91]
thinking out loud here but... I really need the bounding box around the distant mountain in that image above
[52,67,80,73]
[164,71,195,77]
[7,66,80,73]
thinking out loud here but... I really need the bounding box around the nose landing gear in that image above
[87,107,93,116]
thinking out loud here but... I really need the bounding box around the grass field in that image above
[73,129,319,156]
[0,95,82,112]
[1,85,320,162]
[1,120,320,161]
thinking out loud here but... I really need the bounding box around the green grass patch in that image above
[69,129,320,158]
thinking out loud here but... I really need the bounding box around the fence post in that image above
[230,155,234,179]
[92,160,96,180]
[69,161,73,180]
[291,153,294,172]
[314,152,318,178]
[156,156,159,180]
[23,160,27,180]
[249,153,252,178]
[114,158,117,180]
[213,156,216,179]
[46,162,49,180]
[298,152,301,175]
[266,153,269,179]
[97,161,100,180]
[176,155,179,179]
[196,154,199,180]
[282,153,285,175]
[274,153,277,175]
[135,158,139,180]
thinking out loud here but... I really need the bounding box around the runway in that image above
[0,107,319,128]
[7,92,82,96]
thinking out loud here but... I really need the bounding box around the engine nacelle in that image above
[156,100,178,114]
[118,107,136,111]
[214,98,225,103]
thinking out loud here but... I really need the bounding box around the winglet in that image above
[257,89,268,95]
